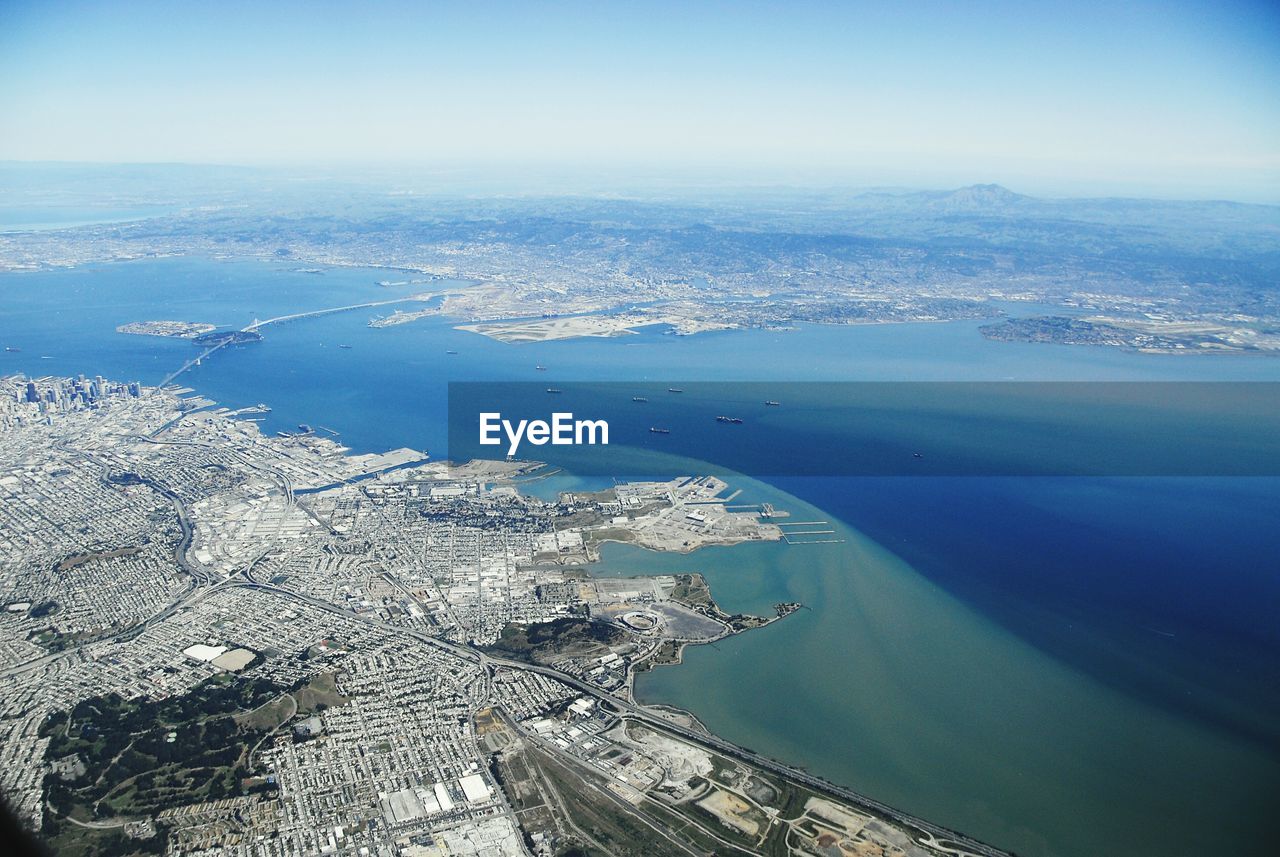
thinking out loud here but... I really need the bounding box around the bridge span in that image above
[156,292,440,389]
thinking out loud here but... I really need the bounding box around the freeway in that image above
[507,663,1009,857]
[30,348,1008,855]
[0,465,1007,856]
[234,580,1012,857]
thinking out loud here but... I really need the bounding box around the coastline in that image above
[6,256,1280,857]
[622,482,1280,857]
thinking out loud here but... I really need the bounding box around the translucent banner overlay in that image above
[447,382,1280,477]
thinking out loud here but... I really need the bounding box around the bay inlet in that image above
[3,257,1278,857]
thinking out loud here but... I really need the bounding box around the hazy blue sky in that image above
[1,0,1277,200]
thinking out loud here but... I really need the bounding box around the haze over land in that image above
[4,163,1279,355]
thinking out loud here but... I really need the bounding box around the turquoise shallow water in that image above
[3,257,1279,856]
[604,481,1280,857]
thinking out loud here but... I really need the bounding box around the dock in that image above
[722,501,791,519]
[778,519,845,545]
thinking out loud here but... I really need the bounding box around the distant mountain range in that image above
[3,165,1278,344]
[852,183,1031,213]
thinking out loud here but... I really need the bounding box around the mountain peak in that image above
[952,183,1025,202]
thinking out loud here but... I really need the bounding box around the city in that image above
[3,2,1278,854]
[0,374,991,857]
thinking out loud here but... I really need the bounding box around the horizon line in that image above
[1,158,1278,208]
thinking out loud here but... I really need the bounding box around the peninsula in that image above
[0,373,1007,857]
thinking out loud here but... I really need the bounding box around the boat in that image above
[546,388,562,394]
[338,344,352,349]
[446,350,458,355]
[535,365,547,371]
[765,400,781,406]
[913,452,924,458]
[3,346,19,353]
[716,416,744,424]
[667,388,684,393]
[649,427,670,434]
[632,397,648,402]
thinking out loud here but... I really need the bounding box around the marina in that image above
[777,520,843,545]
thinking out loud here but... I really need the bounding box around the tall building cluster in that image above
[2,373,143,428]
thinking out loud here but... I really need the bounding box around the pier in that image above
[725,501,791,519]
[778,519,846,545]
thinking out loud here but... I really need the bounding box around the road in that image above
[234,580,1011,857]
[32,289,1012,857]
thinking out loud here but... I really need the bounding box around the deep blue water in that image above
[776,475,1280,750]
[3,257,1280,856]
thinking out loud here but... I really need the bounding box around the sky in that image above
[1,0,1278,201]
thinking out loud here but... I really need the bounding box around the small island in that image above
[116,320,216,339]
